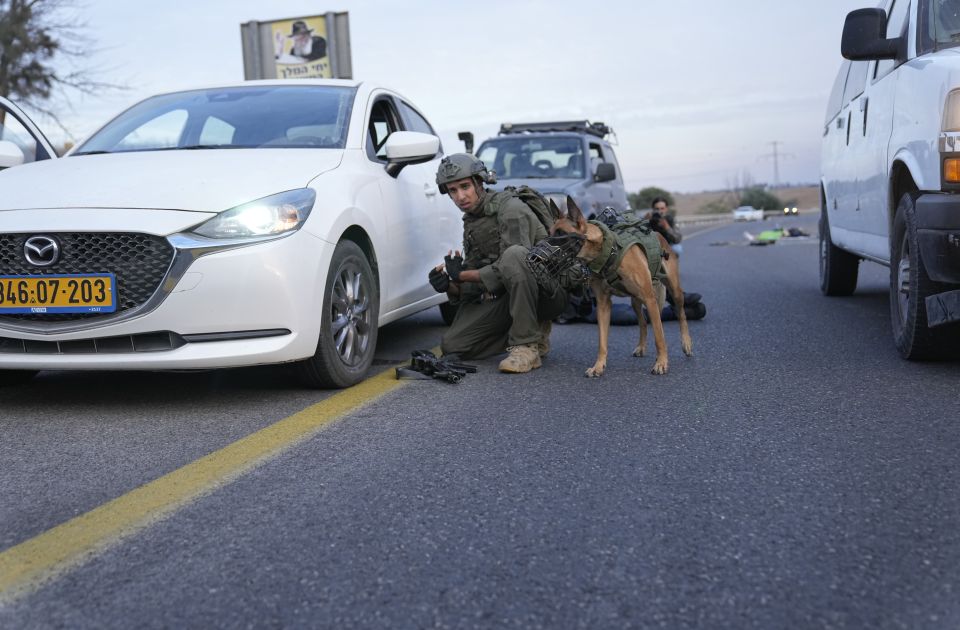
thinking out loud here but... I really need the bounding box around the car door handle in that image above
[861,97,869,136]
[424,183,437,197]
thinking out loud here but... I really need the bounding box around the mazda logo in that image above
[24,236,61,267]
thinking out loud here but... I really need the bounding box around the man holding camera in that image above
[645,196,683,255]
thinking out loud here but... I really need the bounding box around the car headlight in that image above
[192,189,316,239]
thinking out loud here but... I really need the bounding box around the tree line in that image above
[629,185,795,216]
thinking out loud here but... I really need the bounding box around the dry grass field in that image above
[671,185,820,216]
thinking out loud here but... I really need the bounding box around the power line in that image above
[759,141,794,188]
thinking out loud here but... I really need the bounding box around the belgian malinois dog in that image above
[550,196,693,376]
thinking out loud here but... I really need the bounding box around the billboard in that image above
[271,16,331,79]
[241,12,351,80]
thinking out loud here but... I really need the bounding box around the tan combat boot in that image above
[498,343,542,373]
[537,320,552,358]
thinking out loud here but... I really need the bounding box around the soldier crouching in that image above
[428,154,574,373]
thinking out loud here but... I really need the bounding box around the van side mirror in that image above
[594,162,616,182]
[841,8,899,60]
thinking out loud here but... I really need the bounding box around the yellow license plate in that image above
[0,274,116,314]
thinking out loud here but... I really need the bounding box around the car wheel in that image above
[0,369,38,387]
[297,240,379,388]
[438,301,458,326]
[889,192,955,360]
[819,206,859,296]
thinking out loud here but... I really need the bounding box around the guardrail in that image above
[674,214,731,228]
[673,208,817,228]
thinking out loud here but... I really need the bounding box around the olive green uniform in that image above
[441,190,569,359]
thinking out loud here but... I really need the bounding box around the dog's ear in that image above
[549,198,562,220]
[566,195,588,231]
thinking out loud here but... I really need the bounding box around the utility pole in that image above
[759,141,794,188]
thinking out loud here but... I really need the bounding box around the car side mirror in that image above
[384,131,441,178]
[457,131,474,154]
[594,162,616,183]
[0,140,26,169]
[841,8,899,61]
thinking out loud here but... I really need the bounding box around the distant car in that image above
[0,80,460,388]
[783,206,799,215]
[733,205,764,221]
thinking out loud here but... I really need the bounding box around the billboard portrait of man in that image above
[271,16,331,78]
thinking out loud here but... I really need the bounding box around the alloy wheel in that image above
[330,262,372,367]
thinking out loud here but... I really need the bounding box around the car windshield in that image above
[928,0,960,48]
[476,137,584,180]
[74,85,356,155]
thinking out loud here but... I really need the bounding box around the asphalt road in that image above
[2,214,959,629]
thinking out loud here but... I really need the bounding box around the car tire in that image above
[819,206,859,296]
[889,192,955,360]
[438,301,458,326]
[297,240,379,388]
[0,369,38,387]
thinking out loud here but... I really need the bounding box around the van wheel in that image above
[889,192,953,360]
[819,207,859,296]
[438,302,458,326]
[297,241,379,388]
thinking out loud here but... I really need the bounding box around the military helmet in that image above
[435,153,496,194]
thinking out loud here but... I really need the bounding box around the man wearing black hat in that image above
[289,20,327,61]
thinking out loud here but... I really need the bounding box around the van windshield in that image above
[476,137,584,180]
[929,0,960,48]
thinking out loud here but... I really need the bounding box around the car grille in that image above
[0,233,174,323]
[0,331,186,354]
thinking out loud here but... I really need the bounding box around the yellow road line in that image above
[0,364,409,602]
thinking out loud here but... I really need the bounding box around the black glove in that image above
[429,267,450,293]
[444,253,465,282]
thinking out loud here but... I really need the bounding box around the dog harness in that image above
[586,220,666,294]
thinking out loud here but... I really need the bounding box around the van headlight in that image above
[944,90,960,133]
[192,189,316,239]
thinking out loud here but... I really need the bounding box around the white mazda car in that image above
[0,80,460,387]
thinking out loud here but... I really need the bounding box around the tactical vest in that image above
[462,194,504,270]
[586,220,665,294]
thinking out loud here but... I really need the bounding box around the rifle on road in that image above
[396,350,477,384]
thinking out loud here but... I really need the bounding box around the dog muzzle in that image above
[526,233,587,283]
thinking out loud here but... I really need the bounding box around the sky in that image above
[23,0,871,193]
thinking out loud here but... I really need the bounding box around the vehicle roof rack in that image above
[498,120,612,138]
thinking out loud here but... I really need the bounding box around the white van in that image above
[820,0,960,359]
